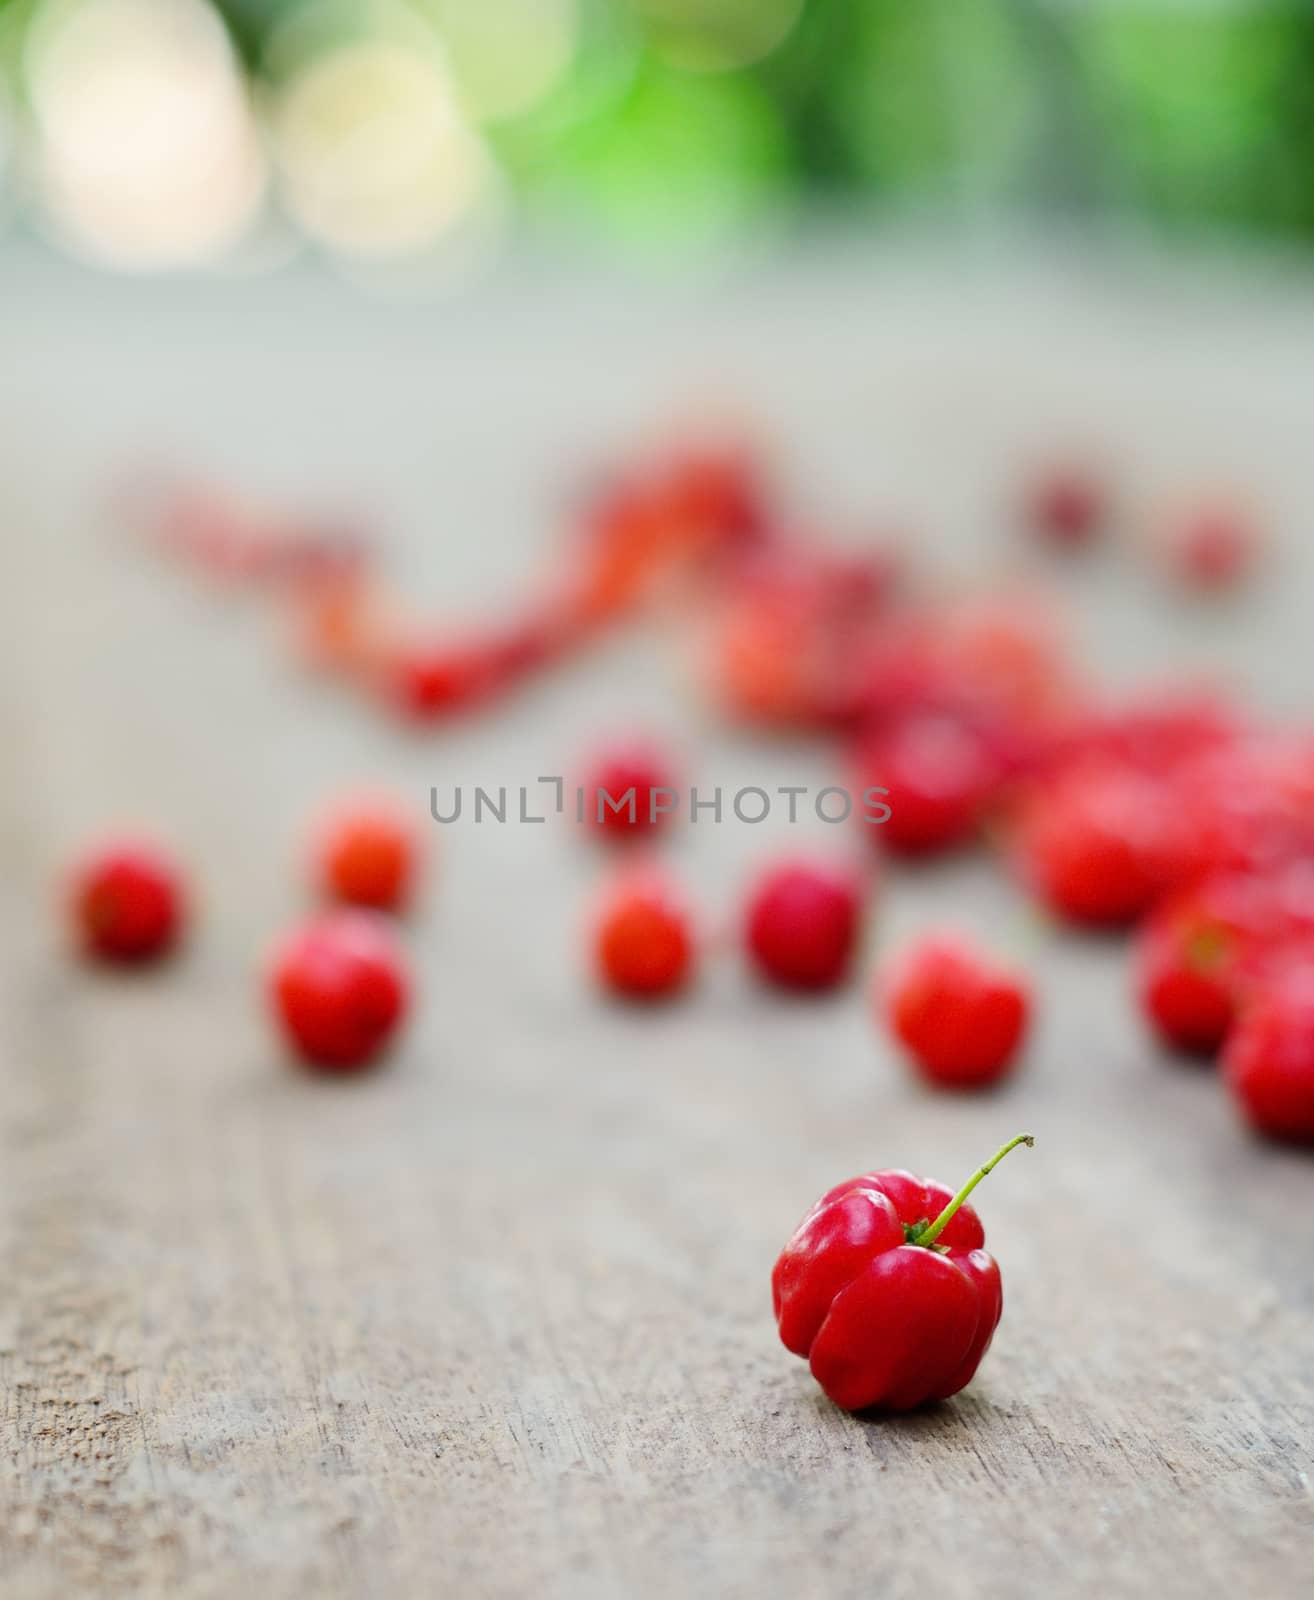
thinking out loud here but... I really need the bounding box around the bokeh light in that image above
[425,0,580,124]
[638,0,805,75]
[266,2,503,262]
[0,0,1311,275]
[1077,6,1294,228]
[834,0,1036,198]
[23,0,266,269]
[541,59,791,246]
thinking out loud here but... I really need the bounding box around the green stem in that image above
[912,1134,1035,1249]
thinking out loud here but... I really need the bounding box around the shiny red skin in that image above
[1046,691,1239,783]
[1026,465,1106,549]
[269,912,409,1072]
[1222,978,1314,1143]
[1175,737,1314,881]
[594,873,693,1000]
[856,714,998,857]
[884,936,1030,1089]
[314,799,419,913]
[1015,763,1186,927]
[773,1170,1001,1411]
[583,743,678,839]
[70,840,185,964]
[1233,933,1314,1011]
[1135,874,1276,1056]
[745,861,864,991]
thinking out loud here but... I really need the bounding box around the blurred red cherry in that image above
[882,933,1031,1089]
[745,859,866,991]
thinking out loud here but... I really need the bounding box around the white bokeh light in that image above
[269,25,503,262]
[24,0,267,269]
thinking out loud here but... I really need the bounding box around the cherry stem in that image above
[911,1133,1035,1249]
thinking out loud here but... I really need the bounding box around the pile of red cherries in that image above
[73,438,1314,1145]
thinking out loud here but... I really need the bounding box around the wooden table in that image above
[3,239,1313,1597]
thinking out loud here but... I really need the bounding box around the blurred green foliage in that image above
[5,0,1314,243]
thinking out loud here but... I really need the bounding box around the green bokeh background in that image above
[5,0,1314,250]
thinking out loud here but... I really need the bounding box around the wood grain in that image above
[3,242,1313,1598]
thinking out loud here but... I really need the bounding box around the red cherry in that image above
[69,838,186,964]
[1135,873,1276,1056]
[855,714,998,858]
[382,637,504,719]
[1025,464,1106,549]
[1052,690,1239,781]
[710,546,898,731]
[712,590,815,727]
[594,871,694,1000]
[1179,736,1314,879]
[1223,974,1314,1143]
[1014,762,1185,927]
[581,741,678,839]
[882,934,1030,1089]
[1218,865,1314,1009]
[268,912,409,1072]
[1164,500,1258,594]
[657,445,767,545]
[745,860,865,992]
[937,596,1074,718]
[313,797,420,913]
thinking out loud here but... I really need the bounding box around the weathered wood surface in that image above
[3,243,1314,1598]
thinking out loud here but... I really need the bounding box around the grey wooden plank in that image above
[2,241,1313,1598]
